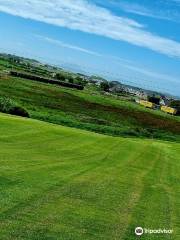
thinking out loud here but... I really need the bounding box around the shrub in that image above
[56,73,66,81]
[0,96,29,118]
[169,100,180,115]
[148,96,160,105]
[100,81,110,92]
[9,106,29,118]
[68,77,74,84]
[0,97,15,112]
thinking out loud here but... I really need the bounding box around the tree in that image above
[148,95,160,105]
[75,76,83,83]
[75,76,88,87]
[68,77,74,84]
[56,73,66,81]
[100,81,110,92]
[170,100,180,114]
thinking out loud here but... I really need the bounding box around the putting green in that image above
[0,113,179,239]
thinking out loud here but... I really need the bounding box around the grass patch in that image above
[0,113,179,239]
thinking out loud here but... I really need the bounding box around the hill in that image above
[0,74,180,142]
[0,113,179,239]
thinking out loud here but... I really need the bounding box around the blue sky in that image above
[0,0,180,96]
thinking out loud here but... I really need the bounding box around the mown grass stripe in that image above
[0,113,179,239]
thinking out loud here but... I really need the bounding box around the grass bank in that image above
[0,113,179,239]
[0,76,179,141]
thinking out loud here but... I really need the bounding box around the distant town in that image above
[0,52,179,115]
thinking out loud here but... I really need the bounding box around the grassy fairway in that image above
[0,113,179,240]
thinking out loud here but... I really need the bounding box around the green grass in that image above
[0,113,179,239]
[0,76,180,141]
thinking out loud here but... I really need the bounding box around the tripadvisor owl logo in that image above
[135,227,144,236]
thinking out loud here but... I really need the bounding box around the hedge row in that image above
[10,71,84,90]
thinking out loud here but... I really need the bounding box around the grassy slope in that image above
[0,113,179,240]
[0,76,180,141]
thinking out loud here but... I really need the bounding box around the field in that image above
[0,113,179,239]
[0,75,180,141]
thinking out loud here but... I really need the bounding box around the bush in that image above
[56,73,66,81]
[148,96,160,105]
[0,97,15,112]
[169,100,180,115]
[68,77,74,84]
[0,96,29,118]
[100,81,110,92]
[9,106,29,118]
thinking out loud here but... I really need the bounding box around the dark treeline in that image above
[10,71,84,90]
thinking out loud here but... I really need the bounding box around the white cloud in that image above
[0,0,180,58]
[36,35,102,56]
[36,34,180,85]
[108,0,180,22]
[114,2,171,21]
